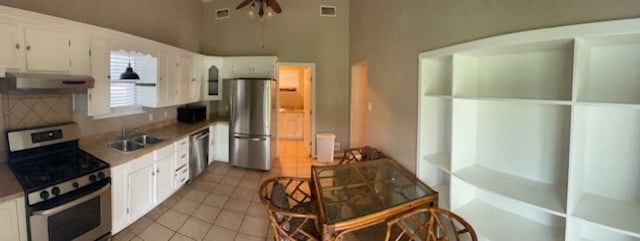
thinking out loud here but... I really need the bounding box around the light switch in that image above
[368,102,373,111]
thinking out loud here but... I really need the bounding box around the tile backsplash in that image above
[2,94,73,130]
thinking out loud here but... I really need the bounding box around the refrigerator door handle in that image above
[233,134,267,142]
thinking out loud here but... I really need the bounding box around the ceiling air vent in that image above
[215,8,230,20]
[320,5,336,17]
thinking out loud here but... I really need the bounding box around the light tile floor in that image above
[113,140,334,241]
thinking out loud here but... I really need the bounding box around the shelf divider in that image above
[456,200,565,241]
[455,165,567,216]
[573,193,640,238]
[423,153,451,173]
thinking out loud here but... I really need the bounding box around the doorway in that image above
[350,62,368,148]
[275,63,316,161]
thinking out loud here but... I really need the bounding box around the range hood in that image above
[0,72,95,94]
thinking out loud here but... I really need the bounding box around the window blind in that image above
[109,52,142,108]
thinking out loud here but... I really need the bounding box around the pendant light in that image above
[120,54,140,80]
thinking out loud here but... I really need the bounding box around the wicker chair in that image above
[259,176,321,241]
[339,146,386,164]
[385,208,477,241]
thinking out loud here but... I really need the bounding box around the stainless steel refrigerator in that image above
[228,78,276,171]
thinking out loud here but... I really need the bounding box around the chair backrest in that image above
[385,208,477,241]
[339,146,386,164]
[259,176,321,241]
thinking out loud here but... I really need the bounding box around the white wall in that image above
[201,0,350,149]
[350,0,640,171]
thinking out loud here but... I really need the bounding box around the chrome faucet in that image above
[121,127,140,139]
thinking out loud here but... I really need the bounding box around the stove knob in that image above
[89,175,97,182]
[52,187,61,196]
[40,191,49,200]
[98,172,105,179]
[72,182,79,189]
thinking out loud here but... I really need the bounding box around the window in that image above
[110,51,141,108]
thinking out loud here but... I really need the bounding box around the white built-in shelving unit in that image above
[417,18,640,241]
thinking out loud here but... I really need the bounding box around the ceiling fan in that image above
[236,0,282,18]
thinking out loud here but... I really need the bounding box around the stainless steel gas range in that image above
[7,123,111,241]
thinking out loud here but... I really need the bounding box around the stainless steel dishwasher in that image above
[190,129,209,179]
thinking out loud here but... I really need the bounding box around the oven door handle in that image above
[33,184,110,217]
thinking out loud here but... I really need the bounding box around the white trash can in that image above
[316,133,336,163]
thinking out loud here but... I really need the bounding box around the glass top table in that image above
[311,158,438,241]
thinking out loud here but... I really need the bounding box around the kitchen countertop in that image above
[0,118,229,202]
[0,161,24,203]
[81,119,227,168]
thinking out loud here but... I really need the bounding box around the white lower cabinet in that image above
[110,164,128,234]
[155,145,175,204]
[111,139,185,234]
[174,137,189,189]
[208,124,215,165]
[0,196,28,241]
[211,122,229,163]
[127,169,154,220]
[279,112,303,140]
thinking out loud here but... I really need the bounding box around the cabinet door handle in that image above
[157,169,160,173]
[26,45,31,51]
[15,43,20,50]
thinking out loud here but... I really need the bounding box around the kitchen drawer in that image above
[155,144,174,160]
[175,148,189,170]
[128,152,154,173]
[174,165,189,188]
[174,137,189,151]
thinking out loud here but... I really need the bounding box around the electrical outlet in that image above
[334,142,341,151]
[149,113,153,121]
[368,103,373,111]
[164,111,168,118]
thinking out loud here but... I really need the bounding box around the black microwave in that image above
[177,105,206,123]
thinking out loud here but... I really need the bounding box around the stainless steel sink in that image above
[107,134,165,153]
[130,135,164,145]
[107,139,145,152]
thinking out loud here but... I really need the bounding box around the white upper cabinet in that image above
[69,33,91,75]
[156,51,170,106]
[222,56,277,79]
[202,56,223,101]
[177,55,193,103]
[24,27,72,72]
[166,54,180,106]
[88,38,111,116]
[0,23,89,75]
[190,55,203,102]
[0,22,25,71]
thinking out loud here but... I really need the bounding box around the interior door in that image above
[303,67,312,154]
